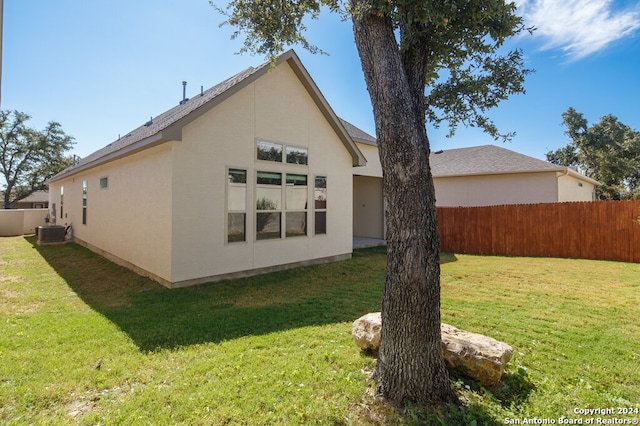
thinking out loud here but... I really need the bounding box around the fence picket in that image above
[437,201,640,263]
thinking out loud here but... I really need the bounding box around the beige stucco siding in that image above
[48,144,174,282]
[557,172,596,202]
[354,142,382,178]
[433,172,560,207]
[353,176,385,239]
[168,62,353,284]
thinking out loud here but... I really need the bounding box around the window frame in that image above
[226,167,248,244]
[255,171,283,241]
[60,186,64,219]
[256,139,308,166]
[82,180,88,225]
[314,175,327,235]
[99,176,109,189]
[285,173,308,238]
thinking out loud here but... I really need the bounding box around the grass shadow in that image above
[487,368,537,408]
[27,237,388,352]
[449,367,537,409]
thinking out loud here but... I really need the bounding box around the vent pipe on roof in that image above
[200,85,204,97]
[180,81,189,105]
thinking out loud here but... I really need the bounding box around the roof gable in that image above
[49,50,365,182]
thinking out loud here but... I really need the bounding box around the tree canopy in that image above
[212,0,532,411]
[1,110,75,209]
[546,108,640,200]
[215,0,532,141]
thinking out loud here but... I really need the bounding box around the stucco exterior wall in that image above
[48,144,174,282]
[353,176,384,239]
[433,172,560,207]
[354,142,382,178]
[169,62,354,285]
[0,209,48,236]
[557,172,596,202]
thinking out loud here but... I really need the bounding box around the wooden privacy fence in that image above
[437,201,640,263]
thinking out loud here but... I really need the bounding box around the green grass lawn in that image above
[1,236,638,425]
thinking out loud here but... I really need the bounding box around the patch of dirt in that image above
[65,385,129,419]
[346,385,401,425]
[0,286,43,315]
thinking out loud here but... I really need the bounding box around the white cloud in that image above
[516,0,640,59]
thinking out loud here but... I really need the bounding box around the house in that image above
[47,50,366,288]
[432,145,598,206]
[351,143,599,240]
[46,49,598,287]
[6,190,49,209]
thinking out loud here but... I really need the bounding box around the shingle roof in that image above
[15,190,49,203]
[49,50,366,183]
[82,65,265,168]
[429,144,564,176]
[340,118,376,145]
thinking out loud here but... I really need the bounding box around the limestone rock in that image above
[351,312,513,386]
[440,323,513,386]
[351,312,382,351]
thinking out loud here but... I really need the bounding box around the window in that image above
[60,186,64,219]
[82,180,88,225]
[257,140,308,165]
[256,171,282,240]
[256,141,283,162]
[100,177,108,189]
[286,146,308,165]
[227,169,247,243]
[314,176,327,235]
[285,174,307,237]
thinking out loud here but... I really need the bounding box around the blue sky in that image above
[3,0,640,162]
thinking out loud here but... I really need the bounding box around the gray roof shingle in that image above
[340,118,376,145]
[429,144,564,177]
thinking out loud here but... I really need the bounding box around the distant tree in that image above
[547,108,640,200]
[1,110,75,209]
[213,0,532,409]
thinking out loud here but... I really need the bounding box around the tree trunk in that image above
[350,3,458,409]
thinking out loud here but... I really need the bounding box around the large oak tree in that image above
[213,0,531,409]
[1,110,75,209]
[546,108,640,200]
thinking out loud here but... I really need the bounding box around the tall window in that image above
[82,180,88,225]
[285,174,307,237]
[227,169,247,243]
[256,171,282,240]
[314,176,327,235]
[60,186,64,219]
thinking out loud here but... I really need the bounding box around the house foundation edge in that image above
[73,237,352,289]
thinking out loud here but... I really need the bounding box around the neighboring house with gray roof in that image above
[351,143,598,240]
[7,190,49,209]
[430,144,598,207]
[47,50,366,288]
